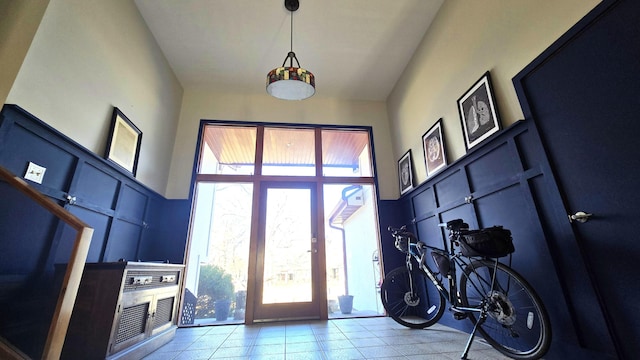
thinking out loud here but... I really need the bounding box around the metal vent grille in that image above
[153,297,174,329]
[116,303,148,344]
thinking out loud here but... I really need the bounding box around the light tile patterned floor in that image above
[143,317,513,360]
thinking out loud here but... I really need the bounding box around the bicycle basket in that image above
[459,226,514,258]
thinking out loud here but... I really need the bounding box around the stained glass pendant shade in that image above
[266,0,315,100]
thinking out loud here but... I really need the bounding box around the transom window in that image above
[197,124,374,179]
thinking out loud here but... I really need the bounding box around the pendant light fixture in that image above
[266,0,315,100]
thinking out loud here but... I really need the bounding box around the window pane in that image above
[199,125,256,175]
[262,127,315,176]
[322,129,373,177]
[324,184,383,317]
[184,182,253,325]
[262,188,312,304]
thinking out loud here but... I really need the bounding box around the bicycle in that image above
[381,219,551,360]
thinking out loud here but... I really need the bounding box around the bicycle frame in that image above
[400,230,509,359]
[385,223,549,360]
[402,230,507,317]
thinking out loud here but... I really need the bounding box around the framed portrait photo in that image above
[398,149,414,195]
[422,118,447,177]
[457,71,501,150]
[105,107,142,176]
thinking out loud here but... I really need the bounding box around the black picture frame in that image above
[105,107,142,176]
[457,71,501,150]
[398,149,414,195]
[422,118,447,177]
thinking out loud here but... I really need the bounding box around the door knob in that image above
[568,211,593,223]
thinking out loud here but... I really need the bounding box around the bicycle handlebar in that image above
[388,219,470,249]
[389,219,469,235]
[387,225,407,233]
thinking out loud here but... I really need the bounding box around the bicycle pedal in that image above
[453,312,468,320]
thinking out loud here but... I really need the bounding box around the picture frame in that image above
[105,107,142,176]
[422,118,447,177]
[398,149,414,195]
[457,71,501,150]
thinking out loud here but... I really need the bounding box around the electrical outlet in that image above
[24,161,46,184]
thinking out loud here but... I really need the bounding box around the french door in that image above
[252,182,322,321]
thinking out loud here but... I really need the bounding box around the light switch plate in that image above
[24,161,46,184]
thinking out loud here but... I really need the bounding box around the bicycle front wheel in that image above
[380,266,445,329]
[460,260,551,360]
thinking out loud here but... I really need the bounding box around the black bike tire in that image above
[459,260,552,360]
[380,266,445,329]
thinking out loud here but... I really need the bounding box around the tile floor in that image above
[143,316,512,359]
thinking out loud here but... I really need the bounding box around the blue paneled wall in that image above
[379,118,616,359]
[0,105,189,266]
[0,104,190,356]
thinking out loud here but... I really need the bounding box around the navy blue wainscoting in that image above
[381,119,611,359]
[0,104,189,358]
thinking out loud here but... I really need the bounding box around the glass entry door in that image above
[253,182,321,321]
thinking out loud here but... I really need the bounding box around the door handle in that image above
[568,211,593,223]
[310,237,318,253]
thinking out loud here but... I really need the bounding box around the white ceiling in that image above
[134,0,444,101]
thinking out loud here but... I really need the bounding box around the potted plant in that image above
[214,297,232,321]
[196,265,234,321]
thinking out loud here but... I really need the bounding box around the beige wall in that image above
[6,0,183,195]
[5,0,602,201]
[165,90,394,199]
[387,0,600,195]
[166,0,600,200]
[0,0,50,105]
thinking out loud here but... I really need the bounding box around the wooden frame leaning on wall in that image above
[104,107,142,176]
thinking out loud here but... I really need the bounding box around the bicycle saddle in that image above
[446,219,469,231]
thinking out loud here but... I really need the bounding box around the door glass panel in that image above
[324,184,384,317]
[322,129,373,177]
[182,182,252,325]
[262,127,315,176]
[262,188,312,303]
[199,125,257,175]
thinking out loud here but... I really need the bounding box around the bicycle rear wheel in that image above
[460,260,551,360]
[380,266,445,329]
